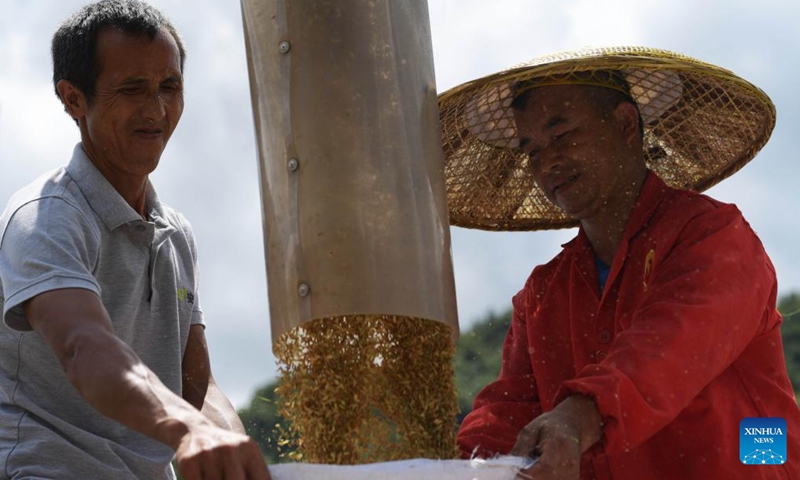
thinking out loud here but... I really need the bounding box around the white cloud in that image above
[1,0,799,409]
[0,79,80,190]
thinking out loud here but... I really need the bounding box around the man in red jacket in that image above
[442,49,800,479]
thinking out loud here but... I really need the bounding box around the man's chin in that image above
[127,155,162,176]
[559,205,590,221]
[129,146,165,168]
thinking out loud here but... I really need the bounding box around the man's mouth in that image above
[551,174,580,196]
[133,127,165,140]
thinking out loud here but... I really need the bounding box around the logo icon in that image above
[177,288,195,304]
[740,417,786,465]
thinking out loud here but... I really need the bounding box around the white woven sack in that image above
[268,456,535,480]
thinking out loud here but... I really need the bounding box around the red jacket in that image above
[457,173,800,479]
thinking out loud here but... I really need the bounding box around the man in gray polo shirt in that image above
[0,1,270,479]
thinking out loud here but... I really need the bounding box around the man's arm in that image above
[202,378,247,434]
[457,288,543,458]
[25,288,270,480]
[182,324,246,434]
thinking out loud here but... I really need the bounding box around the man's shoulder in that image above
[7,166,68,202]
[152,202,199,261]
[539,247,571,271]
[518,244,573,295]
[644,186,766,260]
[665,185,729,209]
[1,167,96,236]
[156,202,194,236]
[657,186,746,228]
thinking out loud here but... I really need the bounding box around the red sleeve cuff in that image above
[554,364,652,456]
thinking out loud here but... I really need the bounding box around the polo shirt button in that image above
[598,328,613,344]
[596,350,607,361]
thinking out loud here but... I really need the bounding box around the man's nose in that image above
[538,144,563,173]
[141,92,166,121]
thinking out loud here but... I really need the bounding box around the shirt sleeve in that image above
[175,213,204,327]
[456,278,543,458]
[555,204,778,455]
[0,197,101,331]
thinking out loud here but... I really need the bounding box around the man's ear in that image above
[55,80,88,121]
[613,101,641,146]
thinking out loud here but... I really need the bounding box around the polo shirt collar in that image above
[66,143,162,231]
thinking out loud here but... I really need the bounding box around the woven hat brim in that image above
[438,46,776,231]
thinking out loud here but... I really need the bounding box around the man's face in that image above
[80,26,184,177]
[513,84,639,222]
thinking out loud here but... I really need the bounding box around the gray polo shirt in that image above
[0,144,204,479]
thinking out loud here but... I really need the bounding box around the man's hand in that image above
[510,395,602,480]
[175,422,271,480]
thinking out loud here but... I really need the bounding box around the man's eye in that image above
[553,130,570,142]
[119,87,142,95]
[161,84,182,94]
[527,149,541,161]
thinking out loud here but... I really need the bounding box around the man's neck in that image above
[97,165,149,219]
[581,170,648,266]
[82,145,149,219]
[583,221,626,267]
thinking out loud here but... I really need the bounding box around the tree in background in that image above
[239,291,800,461]
[238,380,287,464]
[453,310,511,425]
[780,292,800,393]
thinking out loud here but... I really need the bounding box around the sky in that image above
[0,0,798,409]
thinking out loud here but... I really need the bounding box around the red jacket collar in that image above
[562,171,673,253]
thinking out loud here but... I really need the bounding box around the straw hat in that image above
[438,46,776,231]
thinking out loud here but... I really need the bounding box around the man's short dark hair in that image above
[51,0,186,104]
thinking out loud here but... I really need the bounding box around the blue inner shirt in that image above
[595,256,611,293]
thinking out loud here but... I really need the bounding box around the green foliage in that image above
[453,310,512,424]
[238,380,288,464]
[779,292,800,393]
